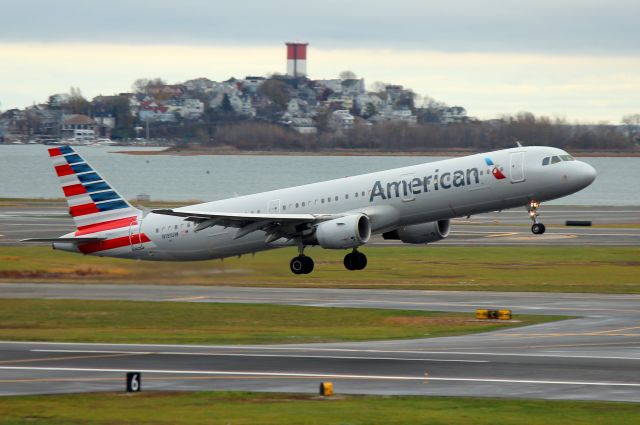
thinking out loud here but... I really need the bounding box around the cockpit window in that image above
[542,157,550,166]
[560,155,574,161]
[551,156,561,164]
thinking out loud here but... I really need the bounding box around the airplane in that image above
[22,145,596,274]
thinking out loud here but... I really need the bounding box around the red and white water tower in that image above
[286,42,308,77]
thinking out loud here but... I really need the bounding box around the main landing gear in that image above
[528,200,546,235]
[289,246,368,274]
[344,249,367,271]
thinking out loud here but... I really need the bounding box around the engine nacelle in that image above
[315,214,371,249]
[383,220,450,244]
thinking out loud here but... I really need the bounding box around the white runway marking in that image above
[22,344,640,361]
[29,349,488,363]
[2,366,640,388]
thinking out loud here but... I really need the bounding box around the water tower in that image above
[286,42,308,77]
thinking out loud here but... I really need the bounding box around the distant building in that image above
[291,117,317,134]
[62,114,97,140]
[331,110,354,130]
[441,106,468,124]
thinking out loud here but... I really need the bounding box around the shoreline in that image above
[114,146,640,157]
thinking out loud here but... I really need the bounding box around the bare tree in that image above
[622,113,640,144]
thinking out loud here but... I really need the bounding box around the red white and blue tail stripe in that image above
[48,145,142,233]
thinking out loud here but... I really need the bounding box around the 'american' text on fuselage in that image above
[369,167,481,202]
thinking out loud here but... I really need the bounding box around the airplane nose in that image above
[576,161,597,187]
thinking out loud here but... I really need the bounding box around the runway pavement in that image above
[1,204,639,246]
[1,285,639,402]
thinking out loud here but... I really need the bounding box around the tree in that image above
[221,93,233,112]
[339,70,357,80]
[64,87,90,115]
[362,102,377,119]
[131,78,166,93]
[258,79,290,109]
[622,113,640,145]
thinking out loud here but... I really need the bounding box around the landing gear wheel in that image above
[344,251,367,271]
[290,255,314,275]
[527,200,545,235]
[531,223,546,235]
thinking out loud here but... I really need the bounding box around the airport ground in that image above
[0,201,639,421]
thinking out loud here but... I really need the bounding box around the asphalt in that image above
[1,285,640,402]
[1,204,639,246]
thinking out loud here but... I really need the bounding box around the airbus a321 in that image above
[23,145,596,274]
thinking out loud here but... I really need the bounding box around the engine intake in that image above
[315,214,371,249]
[383,220,450,244]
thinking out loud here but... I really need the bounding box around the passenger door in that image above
[509,152,526,183]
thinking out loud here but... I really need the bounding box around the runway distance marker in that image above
[2,366,640,388]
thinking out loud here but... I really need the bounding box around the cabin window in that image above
[175,225,178,230]
[156,228,159,233]
[361,191,365,197]
[345,194,349,199]
[551,156,561,164]
[295,203,299,208]
[321,198,325,204]
[542,157,550,166]
[335,196,339,201]
[327,197,331,203]
[302,202,305,207]
[282,205,286,211]
[355,192,358,198]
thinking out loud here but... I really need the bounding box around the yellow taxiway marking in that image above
[0,352,147,365]
[484,232,519,238]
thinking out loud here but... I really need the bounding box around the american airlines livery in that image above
[23,145,596,274]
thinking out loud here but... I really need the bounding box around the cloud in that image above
[1,0,639,54]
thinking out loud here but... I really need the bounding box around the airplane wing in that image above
[21,237,106,244]
[152,208,342,241]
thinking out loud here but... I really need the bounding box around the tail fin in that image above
[48,145,141,231]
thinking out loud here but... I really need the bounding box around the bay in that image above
[0,145,637,206]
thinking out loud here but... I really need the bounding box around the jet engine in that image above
[314,214,371,249]
[382,220,450,244]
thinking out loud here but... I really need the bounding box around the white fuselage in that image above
[57,146,596,261]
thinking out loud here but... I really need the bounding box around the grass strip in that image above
[0,392,638,425]
[0,246,638,293]
[0,299,561,344]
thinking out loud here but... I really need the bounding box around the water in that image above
[0,145,638,205]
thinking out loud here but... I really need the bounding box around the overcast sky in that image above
[1,0,638,122]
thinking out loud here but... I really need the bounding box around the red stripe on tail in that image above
[63,184,87,197]
[55,164,74,177]
[69,203,100,217]
[48,147,62,157]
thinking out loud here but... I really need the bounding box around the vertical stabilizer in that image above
[47,145,141,232]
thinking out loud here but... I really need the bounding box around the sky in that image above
[1,0,639,122]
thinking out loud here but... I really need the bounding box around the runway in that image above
[1,285,639,402]
[1,204,639,246]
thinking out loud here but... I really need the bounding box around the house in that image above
[441,106,468,124]
[62,114,97,140]
[291,117,317,134]
[331,110,355,131]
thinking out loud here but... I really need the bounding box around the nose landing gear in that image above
[528,200,546,235]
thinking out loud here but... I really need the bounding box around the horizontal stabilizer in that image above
[20,237,106,245]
